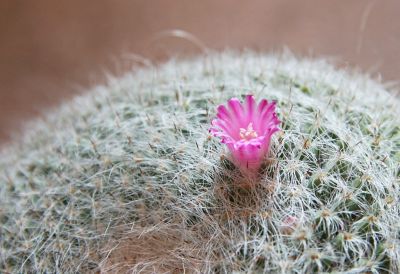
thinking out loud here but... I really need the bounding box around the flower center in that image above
[239,123,258,140]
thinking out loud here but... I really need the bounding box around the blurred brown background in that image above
[1,0,399,143]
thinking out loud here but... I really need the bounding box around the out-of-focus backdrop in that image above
[1,0,399,143]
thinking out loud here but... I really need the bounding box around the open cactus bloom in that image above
[210,95,280,173]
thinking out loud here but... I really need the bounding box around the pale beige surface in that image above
[1,0,399,143]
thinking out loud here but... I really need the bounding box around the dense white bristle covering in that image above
[1,51,399,273]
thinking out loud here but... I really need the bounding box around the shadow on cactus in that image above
[0,52,399,273]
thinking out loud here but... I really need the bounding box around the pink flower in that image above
[209,95,280,173]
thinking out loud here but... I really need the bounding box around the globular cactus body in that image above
[0,52,399,273]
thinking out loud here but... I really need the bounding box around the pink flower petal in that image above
[216,105,231,122]
[227,98,245,125]
[211,119,240,140]
[244,95,256,124]
[257,99,269,114]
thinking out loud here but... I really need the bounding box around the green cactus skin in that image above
[1,51,399,273]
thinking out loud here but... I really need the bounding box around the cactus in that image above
[0,51,399,273]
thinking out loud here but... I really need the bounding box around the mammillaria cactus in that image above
[0,51,399,273]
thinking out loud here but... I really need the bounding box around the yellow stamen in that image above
[239,123,258,140]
